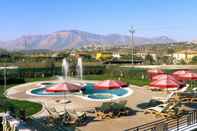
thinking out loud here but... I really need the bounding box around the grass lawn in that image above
[25,77,55,82]
[0,84,43,116]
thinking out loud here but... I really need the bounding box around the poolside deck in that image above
[6,80,167,131]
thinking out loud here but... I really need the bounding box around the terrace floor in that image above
[6,79,167,131]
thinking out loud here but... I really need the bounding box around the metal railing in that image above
[125,111,197,131]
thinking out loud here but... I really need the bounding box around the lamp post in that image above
[129,26,135,65]
[1,53,9,93]
[3,63,7,92]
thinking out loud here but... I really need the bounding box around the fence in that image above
[125,111,197,131]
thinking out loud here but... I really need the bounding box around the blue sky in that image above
[0,0,196,41]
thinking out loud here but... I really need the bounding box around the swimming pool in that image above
[27,82,133,101]
[30,87,65,96]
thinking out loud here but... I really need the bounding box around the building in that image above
[96,52,112,61]
[173,50,197,63]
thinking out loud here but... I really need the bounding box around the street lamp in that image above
[129,26,135,65]
[0,53,9,92]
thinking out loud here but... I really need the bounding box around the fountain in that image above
[76,57,83,80]
[62,58,69,80]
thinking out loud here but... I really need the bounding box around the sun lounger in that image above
[144,101,183,118]
[176,85,189,93]
[192,88,197,92]
[152,85,189,103]
[153,92,175,103]
[145,104,168,113]
[58,99,71,104]
[144,104,173,118]
[149,87,161,91]
[63,110,87,125]
[44,104,64,121]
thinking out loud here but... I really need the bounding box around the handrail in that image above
[125,110,197,131]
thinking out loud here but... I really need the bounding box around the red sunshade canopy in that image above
[177,72,197,80]
[149,79,180,88]
[94,80,127,90]
[152,74,176,81]
[147,69,164,74]
[46,82,82,92]
[114,80,128,87]
[172,70,191,76]
[152,74,183,85]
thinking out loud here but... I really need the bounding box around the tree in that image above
[167,48,175,64]
[144,54,155,65]
[178,59,186,65]
[162,56,171,64]
[190,56,197,64]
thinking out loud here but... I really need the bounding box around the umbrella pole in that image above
[64,91,66,113]
[64,91,68,113]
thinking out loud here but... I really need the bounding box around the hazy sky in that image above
[0,0,197,41]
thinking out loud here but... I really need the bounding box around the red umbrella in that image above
[114,80,128,87]
[172,70,191,76]
[94,80,126,90]
[152,74,183,85]
[46,82,82,92]
[177,72,197,80]
[147,69,164,75]
[149,79,180,89]
[147,69,164,81]
[152,74,176,81]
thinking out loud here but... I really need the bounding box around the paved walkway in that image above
[6,80,168,131]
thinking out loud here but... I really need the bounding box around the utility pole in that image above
[129,26,135,65]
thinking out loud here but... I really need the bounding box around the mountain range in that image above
[0,30,175,50]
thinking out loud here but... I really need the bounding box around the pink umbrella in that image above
[147,69,164,75]
[147,69,164,80]
[114,80,128,87]
[152,74,176,81]
[95,80,127,90]
[149,79,180,89]
[46,82,82,92]
[177,72,197,80]
[172,70,191,77]
[152,74,183,85]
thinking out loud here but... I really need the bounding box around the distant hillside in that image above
[0,30,175,50]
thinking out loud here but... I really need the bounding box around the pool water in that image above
[28,82,132,101]
[31,87,65,96]
[87,88,128,99]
